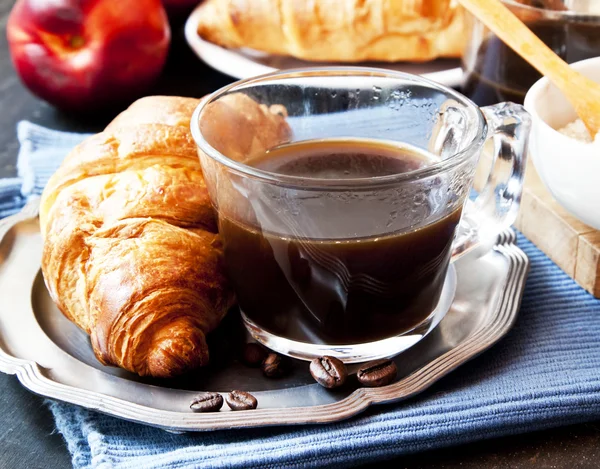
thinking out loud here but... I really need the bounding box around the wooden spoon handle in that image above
[459,0,574,86]
[459,0,600,136]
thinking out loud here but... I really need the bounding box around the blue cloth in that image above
[0,121,91,218]
[3,121,600,469]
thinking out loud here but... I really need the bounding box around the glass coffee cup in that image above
[191,68,530,363]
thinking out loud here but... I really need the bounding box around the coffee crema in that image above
[219,139,462,344]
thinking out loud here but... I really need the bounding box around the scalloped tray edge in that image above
[0,198,529,431]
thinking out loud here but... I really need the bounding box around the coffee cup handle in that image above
[452,102,531,260]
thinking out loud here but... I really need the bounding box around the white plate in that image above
[184,6,464,87]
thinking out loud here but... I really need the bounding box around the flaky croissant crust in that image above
[196,0,467,62]
[39,96,236,378]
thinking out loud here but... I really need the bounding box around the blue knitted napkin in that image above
[3,121,600,469]
[0,121,90,217]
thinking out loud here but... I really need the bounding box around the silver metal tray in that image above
[0,198,529,432]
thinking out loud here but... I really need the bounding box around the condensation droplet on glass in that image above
[414,193,426,205]
[385,210,398,228]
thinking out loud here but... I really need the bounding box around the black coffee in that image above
[463,20,600,106]
[219,139,462,344]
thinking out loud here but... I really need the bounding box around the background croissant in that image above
[196,0,467,62]
[39,94,288,378]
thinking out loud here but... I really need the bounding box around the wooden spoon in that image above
[459,0,600,138]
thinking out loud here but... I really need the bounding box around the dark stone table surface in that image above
[1,2,599,468]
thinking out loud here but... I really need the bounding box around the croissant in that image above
[39,94,289,378]
[196,0,467,62]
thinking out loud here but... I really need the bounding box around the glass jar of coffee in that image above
[462,0,600,106]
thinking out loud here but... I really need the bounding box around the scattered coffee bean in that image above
[190,392,223,412]
[226,390,258,411]
[356,359,397,387]
[309,356,347,389]
[262,353,287,378]
[241,343,267,367]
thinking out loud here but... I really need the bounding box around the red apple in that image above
[7,0,171,112]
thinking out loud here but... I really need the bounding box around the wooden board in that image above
[515,162,600,298]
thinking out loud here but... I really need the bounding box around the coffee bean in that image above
[356,359,397,387]
[262,353,287,378]
[226,390,258,411]
[190,392,223,412]
[309,356,347,389]
[241,343,267,367]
